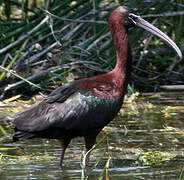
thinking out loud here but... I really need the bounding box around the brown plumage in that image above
[12,6,182,168]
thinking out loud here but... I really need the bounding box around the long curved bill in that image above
[129,14,183,60]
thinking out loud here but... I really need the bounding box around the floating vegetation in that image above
[0,153,56,164]
[0,88,184,179]
[136,151,173,166]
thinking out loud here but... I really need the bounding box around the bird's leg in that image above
[84,136,96,168]
[60,138,71,168]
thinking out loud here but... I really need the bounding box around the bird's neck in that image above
[109,20,132,91]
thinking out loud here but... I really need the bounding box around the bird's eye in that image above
[128,13,140,25]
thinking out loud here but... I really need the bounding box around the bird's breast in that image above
[58,92,123,130]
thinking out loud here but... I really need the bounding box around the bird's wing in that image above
[13,80,121,133]
[13,81,84,132]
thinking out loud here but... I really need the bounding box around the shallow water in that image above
[0,92,184,179]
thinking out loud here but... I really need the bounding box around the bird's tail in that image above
[12,128,35,142]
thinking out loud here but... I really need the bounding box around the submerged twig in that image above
[105,156,111,180]
[81,135,107,179]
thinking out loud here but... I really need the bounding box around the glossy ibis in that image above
[12,6,182,167]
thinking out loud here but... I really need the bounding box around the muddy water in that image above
[0,93,184,179]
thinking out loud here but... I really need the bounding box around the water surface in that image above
[0,92,184,179]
